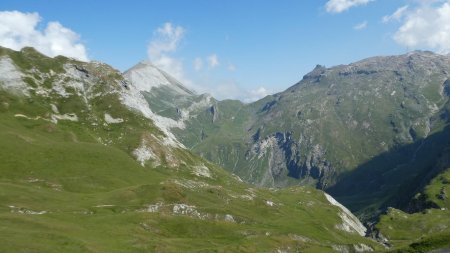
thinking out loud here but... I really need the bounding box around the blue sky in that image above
[1,0,449,101]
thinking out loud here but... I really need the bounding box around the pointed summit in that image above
[124,61,194,96]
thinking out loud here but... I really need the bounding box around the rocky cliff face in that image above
[247,131,334,188]
[251,51,450,184]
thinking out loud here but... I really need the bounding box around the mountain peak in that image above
[407,50,438,56]
[124,61,194,96]
[134,60,157,68]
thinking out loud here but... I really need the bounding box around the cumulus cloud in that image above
[392,1,450,54]
[190,76,271,102]
[207,54,219,68]
[382,5,409,23]
[212,83,270,102]
[325,0,374,13]
[0,11,88,61]
[194,54,226,71]
[214,80,242,99]
[353,21,368,30]
[148,22,184,59]
[147,22,191,85]
[244,87,271,103]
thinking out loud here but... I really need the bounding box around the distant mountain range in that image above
[127,51,450,216]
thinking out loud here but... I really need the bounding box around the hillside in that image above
[375,166,450,252]
[0,46,386,252]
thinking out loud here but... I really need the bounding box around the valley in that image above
[0,46,449,252]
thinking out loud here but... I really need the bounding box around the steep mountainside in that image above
[359,138,450,252]
[142,51,450,216]
[0,46,387,252]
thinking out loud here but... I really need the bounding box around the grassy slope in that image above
[0,47,381,252]
[423,168,450,210]
[0,108,381,252]
[377,209,450,252]
[376,168,450,252]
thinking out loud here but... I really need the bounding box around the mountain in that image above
[0,46,389,252]
[123,61,217,138]
[141,51,450,218]
[121,52,450,252]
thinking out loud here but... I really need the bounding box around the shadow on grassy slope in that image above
[327,120,450,218]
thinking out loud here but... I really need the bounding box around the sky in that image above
[0,0,449,102]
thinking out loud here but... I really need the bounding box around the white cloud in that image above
[147,23,191,86]
[227,63,236,71]
[213,83,270,102]
[382,5,409,23]
[325,0,374,13]
[244,87,270,103]
[193,57,203,71]
[0,11,88,61]
[353,21,368,30]
[214,80,242,99]
[392,1,450,54]
[190,76,271,102]
[194,55,228,71]
[207,54,219,68]
[148,22,185,59]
